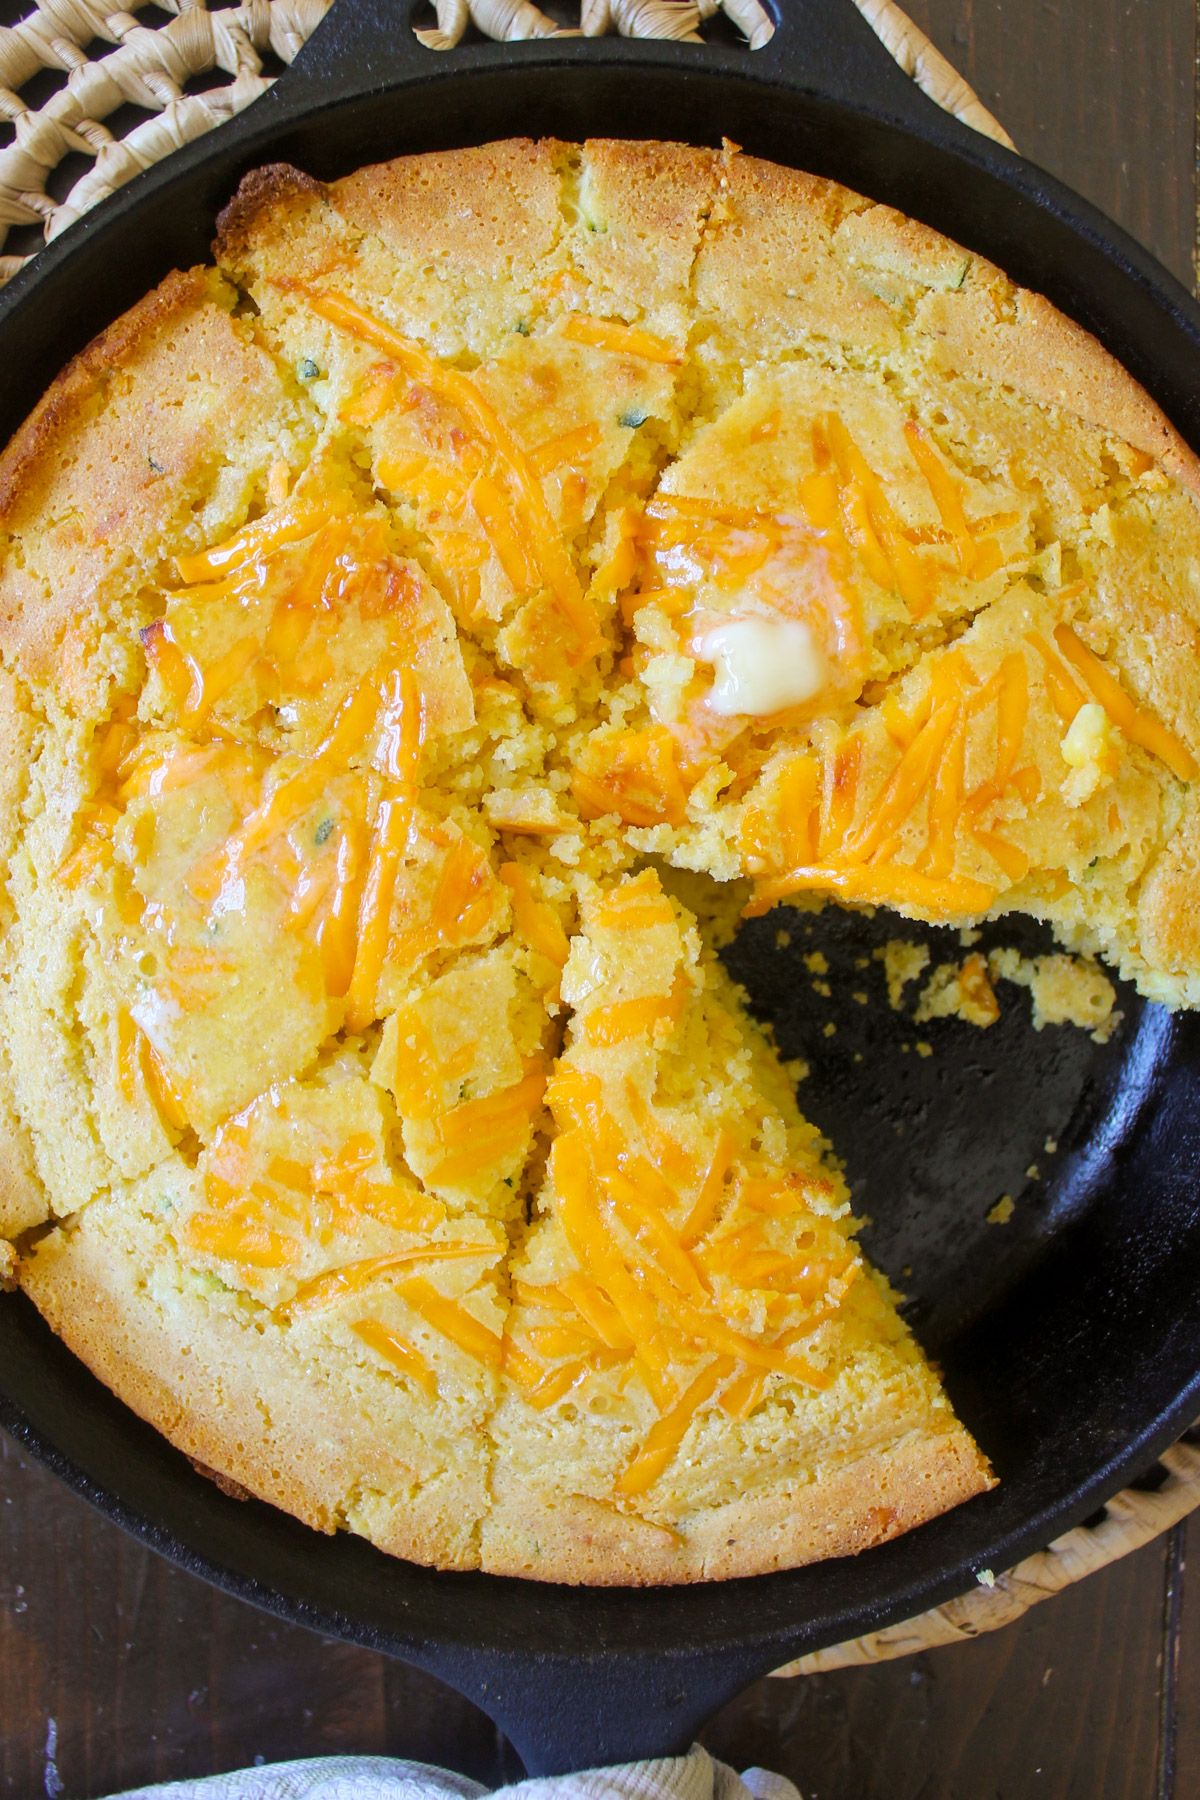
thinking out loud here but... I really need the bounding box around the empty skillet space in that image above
[723,907,1143,1353]
[722,907,1200,1528]
[1,899,1195,1678]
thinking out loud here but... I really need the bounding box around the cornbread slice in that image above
[5,137,1200,1582]
[486,871,986,1582]
[21,1159,504,1567]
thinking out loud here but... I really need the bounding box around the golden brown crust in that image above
[571,139,719,318]
[214,140,1200,501]
[694,152,900,353]
[0,667,34,848]
[913,274,1200,503]
[825,190,1200,498]
[1135,807,1200,977]
[0,268,212,546]
[0,1059,46,1240]
[695,151,1200,499]
[331,139,564,286]
[0,667,48,1238]
[0,267,303,687]
[832,202,975,293]
[212,163,331,268]
[19,1208,489,1570]
[482,1429,993,1584]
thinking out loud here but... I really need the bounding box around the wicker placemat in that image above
[0,0,331,284]
[0,0,1190,1673]
[773,1426,1200,1675]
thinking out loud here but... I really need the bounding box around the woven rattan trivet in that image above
[0,0,1195,1670]
[772,1426,1200,1675]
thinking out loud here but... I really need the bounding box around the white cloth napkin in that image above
[109,1744,801,1800]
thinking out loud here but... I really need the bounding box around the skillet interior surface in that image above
[3,0,1200,1771]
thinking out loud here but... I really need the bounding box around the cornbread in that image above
[4,136,1200,1582]
[911,946,1119,1038]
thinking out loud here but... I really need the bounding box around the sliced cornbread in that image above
[487,870,983,1581]
[3,137,1199,1580]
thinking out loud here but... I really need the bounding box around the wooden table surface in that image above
[2,1,1200,1794]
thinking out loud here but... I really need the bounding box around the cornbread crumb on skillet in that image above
[6,137,1200,1581]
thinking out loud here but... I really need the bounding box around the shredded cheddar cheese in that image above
[183,1213,303,1270]
[582,981,687,1047]
[590,871,676,933]
[1053,624,1198,782]
[427,1063,547,1185]
[679,1130,734,1248]
[744,862,995,918]
[616,1357,732,1496]
[116,1010,189,1131]
[345,790,414,1034]
[388,831,495,969]
[530,421,603,475]
[572,726,689,827]
[559,314,683,365]
[740,635,1057,916]
[175,493,355,583]
[1026,630,1087,726]
[505,1011,852,1494]
[817,414,932,619]
[303,289,606,670]
[559,1272,636,1352]
[500,863,571,968]
[903,421,1003,582]
[471,473,539,593]
[351,1317,438,1398]
[623,1079,695,1190]
[282,1246,497,1319]
[396,1276,503,1370]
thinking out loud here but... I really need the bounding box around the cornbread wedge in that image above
[487,871,983,1581]
[5,136,1200,1580]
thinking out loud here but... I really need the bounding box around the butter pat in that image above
[1060,701,1122,806]
[698,616,826,716]
[1062,702,1116,770]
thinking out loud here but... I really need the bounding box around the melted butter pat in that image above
[1061,702,1119,772]
[698,616,826,717]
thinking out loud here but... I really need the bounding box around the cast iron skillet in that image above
[3,0,1200,1774]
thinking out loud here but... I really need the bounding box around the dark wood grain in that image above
[703,1535,1168,1800]
[2,0,1197,1794]
[0,1432,1180,1799]
[0,1438,521,1797]
[1173,1511,1200,1800]
[907,0,1197,292]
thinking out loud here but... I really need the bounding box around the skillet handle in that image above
[408,1639,784,1777]
[749,0,1013,147]
[268,0,449,97]
[270,0,1014,158]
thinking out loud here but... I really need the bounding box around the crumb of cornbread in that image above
[877,941,932,1011]
[988,949,1121,1042]
[915,954,1001,1029]
[912,949,1119,1042]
